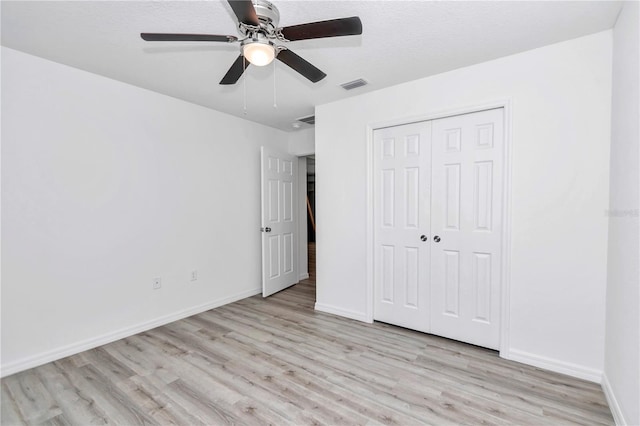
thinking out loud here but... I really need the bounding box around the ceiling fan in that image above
[141,0,363,85]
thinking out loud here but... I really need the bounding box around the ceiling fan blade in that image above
[279,16,362,41]
[141,33,238,42]
[220,55,249,85]
[227,0,259,26]
[277,49,326,83]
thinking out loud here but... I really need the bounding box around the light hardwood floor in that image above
[2,270,612,425]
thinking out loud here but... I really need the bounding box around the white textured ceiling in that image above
[1,1,622,131]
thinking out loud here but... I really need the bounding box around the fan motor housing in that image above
[253,0,280,28]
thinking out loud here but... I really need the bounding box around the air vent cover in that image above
[297,115,316,125]
[340,78,368,90]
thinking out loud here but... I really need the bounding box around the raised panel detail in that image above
[382,245,395,303]
[444,250,460,316]
[283,233,293,273]
[382,169,395,227]
[473,253,492,322]
[474,161,493,231]
[405,247,419,308]
[268,179,279,222]
[282,160,293,175]
[445,164,461,230]
[283,181,293,222]
[382,138,395,159]
[405,134,420,157]
[268,235,280,278]
[404,167,419,229]
[476,123,494,149]
[268,156,279,172]
[445,129,461,152]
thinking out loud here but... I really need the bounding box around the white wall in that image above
[1,47,289,375]
[288,128,315,156]
[603,2,640,424]
[315,32,612,381]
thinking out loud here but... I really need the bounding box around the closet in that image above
[373,108,504,350]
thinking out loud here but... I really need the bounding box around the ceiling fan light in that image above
[243,42,275,66]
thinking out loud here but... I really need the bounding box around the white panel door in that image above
[373,122,432,332]
[430,108,504,349]
[261,147,298,297]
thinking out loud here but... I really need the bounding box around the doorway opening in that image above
[292,154,316,303]
[306,156,316,286]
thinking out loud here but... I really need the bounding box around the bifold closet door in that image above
[373,122,432,332]
[430,108,504,350]
[373,108,504,351]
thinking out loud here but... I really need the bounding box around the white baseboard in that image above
[299,273,309,280]
[314,302,369,322]
[1,288,261,378]
[503,348,602,383]
[602,373,627,425]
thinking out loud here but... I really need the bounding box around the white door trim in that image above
[364,99,513,357]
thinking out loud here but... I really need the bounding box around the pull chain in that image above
[243,56,247,115]
[273,59,277,109]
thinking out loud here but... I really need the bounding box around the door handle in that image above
[433,235,441,243]
[261,227,272,233]
[420,235,428,242]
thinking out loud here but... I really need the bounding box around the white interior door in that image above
[372,108,504,350]
[373,122,432,332]
[430,108,504,349]
[261,147,298,297]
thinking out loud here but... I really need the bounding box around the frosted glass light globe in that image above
[243,42,275,67]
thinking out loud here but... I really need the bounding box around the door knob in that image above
[420,235,428,242]
[433,235,441,243]
[261,227,272,233]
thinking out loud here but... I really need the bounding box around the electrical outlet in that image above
[153,277,161,289]
[190,270,198,282]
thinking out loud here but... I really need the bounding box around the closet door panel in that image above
[373,122,432,332]
[430,108,504,350]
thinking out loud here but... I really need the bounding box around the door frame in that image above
[295,152,315,284]
[364,99,513,356]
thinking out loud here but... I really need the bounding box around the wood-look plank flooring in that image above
[2,266,612,425]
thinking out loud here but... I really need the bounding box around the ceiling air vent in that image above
[340,78,368,91]
[297,115,316,125]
